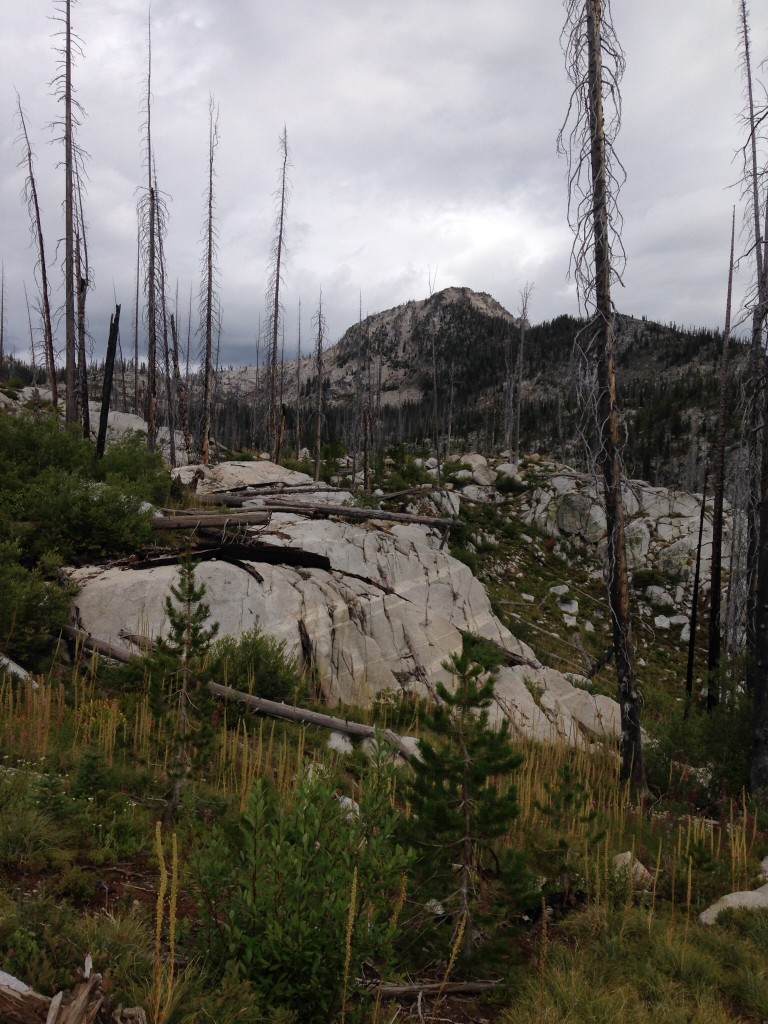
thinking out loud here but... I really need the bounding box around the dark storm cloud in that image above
[1,0,766,366]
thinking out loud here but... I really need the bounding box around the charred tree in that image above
[514,284,532,469]
[313,290,326,483]
[0,263,4,382]
[140,12,159,451]
[52,0,84,424]
[199,97,220,466]
[155,175,176,466]
[708,211,736,695]
[96,304,121,459]
[170,313,192,461]
[63,0,76,424]
[739,0,768,690]
[559,0,646,792]
[16,97,57,404]
[74,172,90,438]
[266,128,291,461]
[295,300,302,456]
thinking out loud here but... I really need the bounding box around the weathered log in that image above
[118,630,159,652]
[53,632,419,760]
[151,511,272,530]
[258,501,462,529]
[0,970,146,1024]
[369,979,501,998]
[0,652,34,682]
[206,681,419,761]
[197,484,340,506]
[62,625,141,663]
[117,543,331,573]
[197,484,429,507]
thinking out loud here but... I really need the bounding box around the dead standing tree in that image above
[559,0,646,792]
[744,39,768,792]
[0,264,4,382]
[52,0,85,425]
[311,288,325,479]
[737,0,768,695]
[139,12,160,452]
[74,169,91,437]
[266,128,291,462]
[199,97,220,466]
[16,96,58,405]
[707,210,736,700]
[514,282,532,468]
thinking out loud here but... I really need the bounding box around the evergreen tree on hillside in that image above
[404,650,530,966]
[162,557,219,820]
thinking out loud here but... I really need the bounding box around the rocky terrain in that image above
[66,441,733,753]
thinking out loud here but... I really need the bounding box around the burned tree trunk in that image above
[267,128,290,461]
[96,304,120,459]
[200,98,220,466]
[560,0,645,792]
[708,211,736,694]
[16,97,57,405]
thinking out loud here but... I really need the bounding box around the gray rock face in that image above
[70,511,536,708]
[556,492,607,543]
[522,465,731,587]
[489,666,620,746]
[699,883,768,925]
[67,464,622,748]
[173,460,313,493]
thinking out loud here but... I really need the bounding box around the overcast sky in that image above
[1,1,767,368]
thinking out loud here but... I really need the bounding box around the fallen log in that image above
[52,632,420,761]
[151,511,272,530]
[116,543,331,573]
[369,979,501,998]
[197,484,430,507]
[206,681,419,762]
[258,501,462,529]
[197,484,339,506]
[62,625,142,663]
[0,652,35,682]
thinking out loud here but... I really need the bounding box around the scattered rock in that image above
[645,585,674,608]
[699,883,768,925]
[613,851,653,889]
[327,731,354,755]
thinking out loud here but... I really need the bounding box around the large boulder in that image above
[521,461,729,587]
[69,513,535,707]
[173,460,312,493]
[555,492,607,544]
[699,884,768,925]
[67,479,621,747]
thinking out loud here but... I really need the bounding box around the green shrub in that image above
[0,412,91,482]
[645,674,752,808]
[94,434,169,504]
[18,470,153,563]
[0,544,70,666]
[193,757,411,1022]
[208,627,302,702]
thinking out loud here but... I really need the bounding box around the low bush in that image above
[208,627,303,703]
[193,757,411,1022]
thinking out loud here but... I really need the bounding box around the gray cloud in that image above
[1,0,766,368]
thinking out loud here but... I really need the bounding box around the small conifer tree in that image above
[162,557,219,820]
[404,649,530,965]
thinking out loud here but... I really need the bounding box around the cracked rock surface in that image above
[69,463,623,744]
